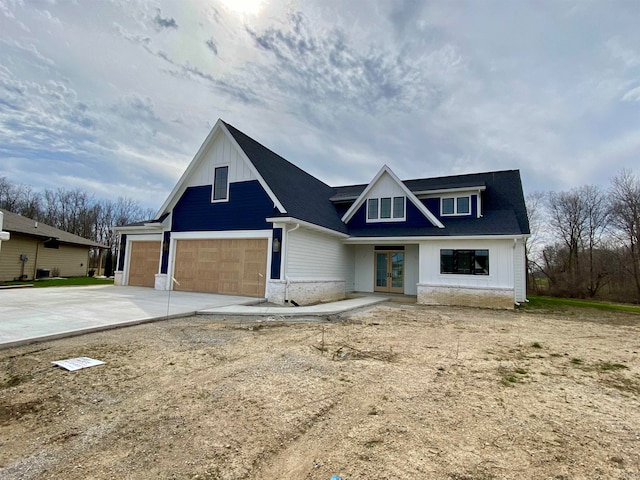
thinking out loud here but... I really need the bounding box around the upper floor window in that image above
[367,196,405,222]
[212,166,229,201]
[441,195,470,216]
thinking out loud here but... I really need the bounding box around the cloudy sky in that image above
[1,0,639,210]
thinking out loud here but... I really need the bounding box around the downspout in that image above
[284,223,300,303]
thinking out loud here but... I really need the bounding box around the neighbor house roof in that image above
[0,209,106,248]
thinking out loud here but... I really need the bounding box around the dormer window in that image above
[441,195,470,216]
[367,197,405,222]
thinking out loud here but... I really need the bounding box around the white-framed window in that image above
[212,165,229,202]
[441,195,471,216]
[367,196,406,222]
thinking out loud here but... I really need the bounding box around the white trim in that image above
[366,196,406,223]
[218,122,286,213]
[111,225,162,233]
[341,165,444,228]
[415,185,486,196]
[441,195,471,216]
[265,217,350,238]
[417,282,513,292]
[170,230,272,240]
[211,164,230,203]
[156,119,287,218]
[166,229,273,293]
[343,234,529,244]
[123,233,162,286]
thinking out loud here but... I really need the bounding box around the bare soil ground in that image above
[1,303,639,480]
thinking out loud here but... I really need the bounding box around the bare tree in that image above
[609,169,640,301]
[580,185,609,297]
[525,191,547,293]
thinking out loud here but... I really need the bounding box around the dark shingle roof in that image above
[0,208,106,248]
[222,122,529,237]
[223,121,348,233]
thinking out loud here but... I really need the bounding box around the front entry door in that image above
[374,251,404,293]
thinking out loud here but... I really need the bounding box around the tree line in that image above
[0,176,155,272]
[527,169,640,303]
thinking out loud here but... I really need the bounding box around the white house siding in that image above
[513,238,527,303]
[354,245,374,292]
[417,239,516,309]
[405,244,419,295]
[187,131,256,188]
[282,226,351,305]
[366,171,407,199]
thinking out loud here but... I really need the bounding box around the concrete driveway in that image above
[0,285,262,348]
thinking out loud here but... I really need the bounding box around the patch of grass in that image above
[531,342,542,349]
[521,296,640,314]
[514,368,528,375]
[4,277,114,288]
[599,362,628,371]
[570,358,583,365]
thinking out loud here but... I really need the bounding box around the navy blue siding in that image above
[172,180,277,232]
[117,234,127,270]
[270,228,282,280]
[160,231,170,274]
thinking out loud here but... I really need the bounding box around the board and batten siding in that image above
[286,227,351,282]
[187,131,256,188]
[513,238,526,302]
[418,239,515,289]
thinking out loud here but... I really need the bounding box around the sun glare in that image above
[219,0,266,15]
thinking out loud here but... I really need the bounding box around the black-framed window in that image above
[440,249,489,275]
[212,166,229,201]
[441,195,471,215]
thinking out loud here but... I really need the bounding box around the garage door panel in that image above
[173,238,267,297]
[128,241,161,287]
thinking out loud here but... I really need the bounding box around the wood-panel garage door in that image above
[128,241,161,287]
[173,239,268,297]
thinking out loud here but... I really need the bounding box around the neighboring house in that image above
[0,211,9,251]
[113,119,529,308]
[0,208,105,282]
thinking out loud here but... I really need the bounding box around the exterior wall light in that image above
[272,238,280,253]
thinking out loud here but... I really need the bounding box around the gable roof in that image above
[340,165,444,228]
[0,208,105,248]
[222,121,348,233]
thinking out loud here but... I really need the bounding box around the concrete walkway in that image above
[198,296,389,317]
[0,285,262,349]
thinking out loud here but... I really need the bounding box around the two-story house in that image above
[113,119,529,308]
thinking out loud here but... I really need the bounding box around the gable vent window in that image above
[367,196,406,222]
[212,166,229,201]
[441,195,471,216]
[441,249,489,275]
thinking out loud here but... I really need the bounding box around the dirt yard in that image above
[1,303,639,480]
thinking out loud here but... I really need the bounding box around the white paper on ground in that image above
[52,357,105,371]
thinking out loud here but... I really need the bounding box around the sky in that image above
[1,0,639,211]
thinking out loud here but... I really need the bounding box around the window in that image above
[393,197,405,218]
[441,195,471,216]
[212,166,229,201]
[366,196,406,222]
[440,249,489,275]
[368,198,379,219]
[380,198,391,218]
